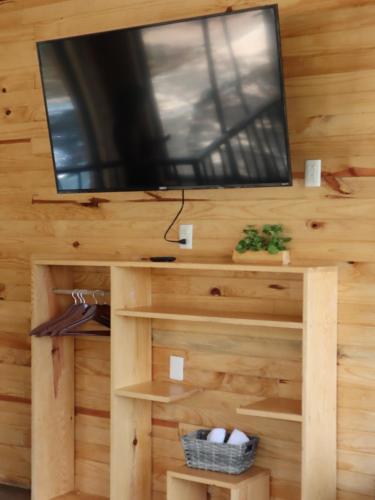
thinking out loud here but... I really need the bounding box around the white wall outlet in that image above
[179,224,193,249]
[305,159,322,187]
[170,356,184,381]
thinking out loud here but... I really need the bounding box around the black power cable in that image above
[163,190,187,245]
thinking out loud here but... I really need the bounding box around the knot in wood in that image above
[269,284,285,290]
[309,220,324,230]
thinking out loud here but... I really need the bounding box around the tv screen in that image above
[37,5,292,193]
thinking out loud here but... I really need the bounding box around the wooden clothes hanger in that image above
[30,290,110,337]
[30,290,91,337]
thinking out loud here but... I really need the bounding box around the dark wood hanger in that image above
[30,291,89,337]
[60,303,111,336]
[93,304,111,327]
[30,290,110,338]
[52,303,110,336]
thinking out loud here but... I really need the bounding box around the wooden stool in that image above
[167,465,270,500]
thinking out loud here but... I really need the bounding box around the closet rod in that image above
[52,288,110,296]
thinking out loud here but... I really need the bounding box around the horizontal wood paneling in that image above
[1,0,375,498]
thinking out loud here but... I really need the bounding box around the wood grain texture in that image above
[31,265,75,500]
[110,267,152,500]
[51,493,108,500]
[116,305,303,329]
[167,466,270,500]
[0,0,375,499]
[237,397,302,422]
[167,465,270,489]
[115,381,200,403]
[302,269,338,500]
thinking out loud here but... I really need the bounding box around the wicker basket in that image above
[181,429,259,475]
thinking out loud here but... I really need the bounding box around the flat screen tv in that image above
[37,4,292,193]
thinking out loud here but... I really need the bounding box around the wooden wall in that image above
[1,0,375,498]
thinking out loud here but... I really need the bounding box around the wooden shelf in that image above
[237,397,302,422]
[168,465,270,490]
[33,258,334,275]
[116,306,303,329]
[115,381,200,403]
[52,492,108,500]
[167,465,270,498]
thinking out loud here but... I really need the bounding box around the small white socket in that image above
[179,224,193,249]
[305,159,322,187]
[170,356,184,381]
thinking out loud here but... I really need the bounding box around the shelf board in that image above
[115,381,200,403]
[168,465,270,489]
[116,305,303,329]
[33,258,335,274]
[52,492,108,500]
[237,398,302,422]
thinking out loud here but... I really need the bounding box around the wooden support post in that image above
[302,268,338,500]
[110,267,152,500]
[31,264,75,500]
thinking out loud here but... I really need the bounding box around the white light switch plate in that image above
[170,356,184,381]
[305,159,322,187]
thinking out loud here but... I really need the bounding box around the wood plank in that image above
[237,398,302,422]
[167,465,270,489]
[116,306,303,329]
[74,458,109,498]
[33,259,325,274]
[166,476,206,500]
[151,295,302,319]
[153,319,303,343]
[302,269,338,500]
[52,492,108,500]
[110,266,152,500]
[115,381,200,403]
[0,442,30,487]
[0,400,30,448]
[151,273,303,301]
[31,264,75,500]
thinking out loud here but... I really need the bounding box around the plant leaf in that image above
[267,244,279,254]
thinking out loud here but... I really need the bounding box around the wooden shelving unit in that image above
[31,259,337,500]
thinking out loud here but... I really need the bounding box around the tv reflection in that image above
[39,7,290,191]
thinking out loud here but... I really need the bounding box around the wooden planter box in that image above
[232,250,290,266]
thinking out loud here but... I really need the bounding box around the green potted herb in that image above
[233,224,291,265]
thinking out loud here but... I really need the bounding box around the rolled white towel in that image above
[227,429,250,445]
[207,428,226,443]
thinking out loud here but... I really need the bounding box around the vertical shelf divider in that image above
[31,264,75,500]
[301,268,338,500]
[110,266,152,500]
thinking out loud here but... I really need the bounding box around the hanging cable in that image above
[163,190,186,245]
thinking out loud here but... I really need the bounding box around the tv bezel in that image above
[37,3,292,193]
